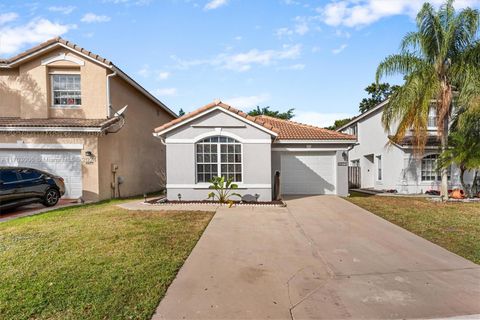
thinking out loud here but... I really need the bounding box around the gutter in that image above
[106,72,117,118]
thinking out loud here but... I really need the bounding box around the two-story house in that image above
[0,38,176,201]
[337,100,474,194]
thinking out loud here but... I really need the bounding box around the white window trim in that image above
[376,155,382,181]
[50,74,82,108]
[41,52,85,66]
[195,136,244,184]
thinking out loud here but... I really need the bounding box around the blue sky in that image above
[1,0,479,126]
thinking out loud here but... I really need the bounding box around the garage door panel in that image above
[0,149,82,198]
[281,152,336,195]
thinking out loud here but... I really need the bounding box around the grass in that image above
[346,192,480,264]
[0,200,214,320]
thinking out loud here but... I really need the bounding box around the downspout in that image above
[106,71,117,118]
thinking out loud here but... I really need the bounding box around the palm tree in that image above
[439,110,480,197]
[376,0,480,199]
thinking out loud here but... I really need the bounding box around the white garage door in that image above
[281,152,336,195]
[0,149,82,198]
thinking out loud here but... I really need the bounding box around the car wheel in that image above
[43,188,60,207]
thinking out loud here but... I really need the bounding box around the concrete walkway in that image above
[153,195,480,320]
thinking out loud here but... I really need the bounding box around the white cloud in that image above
[138,65,170,80]
[157,71,170,80]
[154,88,177,96]
[102,0,152,5]
[171,44,302,72]
[275,16,314,38]
[0,12,18,25]
[332,44,348,54]
[293,111,355,128]
[204,0,228,10]
[319,0,480,28]
[138,64,150,77]
[277,63,305,70]
[48,6,76,14]
[0,18,73,55]
[224,93,270,109]
[81,13,111,23]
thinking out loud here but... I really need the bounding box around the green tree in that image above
[178,108,185,116]
[325,118,352,131]
[247,106,295,120]
[439,110,480,197]
[376,0,480,199]
[359,83,399,113]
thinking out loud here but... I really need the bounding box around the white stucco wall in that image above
[342,107,474,194]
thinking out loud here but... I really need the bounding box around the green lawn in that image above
[346,192,480,264]
[0,200,214,320]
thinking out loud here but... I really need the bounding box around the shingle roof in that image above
[0,37,111,66]
[0,117,120,130]
[256,115,356,141]
[155,101,356,141]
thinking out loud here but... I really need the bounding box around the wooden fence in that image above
[348,166,361,189]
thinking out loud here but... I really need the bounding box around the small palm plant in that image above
[207,176,241,206]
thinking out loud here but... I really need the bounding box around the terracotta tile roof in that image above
[256,115,356,141]
[0,37,111,66]
[154,100,279,134]
[0,117,120,130]
[155,101,356,141]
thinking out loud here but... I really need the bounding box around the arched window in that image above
[421,154,450,181]
[196,136,242,183]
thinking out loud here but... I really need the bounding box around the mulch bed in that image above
[146,198,286,207]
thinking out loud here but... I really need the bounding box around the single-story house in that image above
[154,101,356,201]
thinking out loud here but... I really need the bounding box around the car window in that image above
[19,169,41,180]
[0,170,19,183]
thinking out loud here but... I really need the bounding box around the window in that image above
[427,106,437,128]
[18,169,41,181]
[51,74,81,107]
[421,154,450,181]
[0,170,19,183]
[351,124,357,136]
[196,136,242,183]
[376,155,382,181]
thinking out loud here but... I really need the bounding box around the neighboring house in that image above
[337,100,473,194]
[0,38,176,201]
[154,101,356,201]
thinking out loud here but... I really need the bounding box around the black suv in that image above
[0,167,66,211]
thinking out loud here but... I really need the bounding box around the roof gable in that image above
[0,37,177,118]
[154,101,279,137]
[155,101,356,141]
[336,100,389,132]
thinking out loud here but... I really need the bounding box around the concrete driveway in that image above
[153,195,480,320]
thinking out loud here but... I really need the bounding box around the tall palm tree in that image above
[376,0,480,199]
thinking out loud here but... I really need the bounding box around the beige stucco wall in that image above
[0,44,174,201]
[0,134,100,201]
[0,47,108,120]
[97,74,175,199]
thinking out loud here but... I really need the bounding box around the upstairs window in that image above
[427,106,437,129]
[196,136,242,183]
[51,74,81,107]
